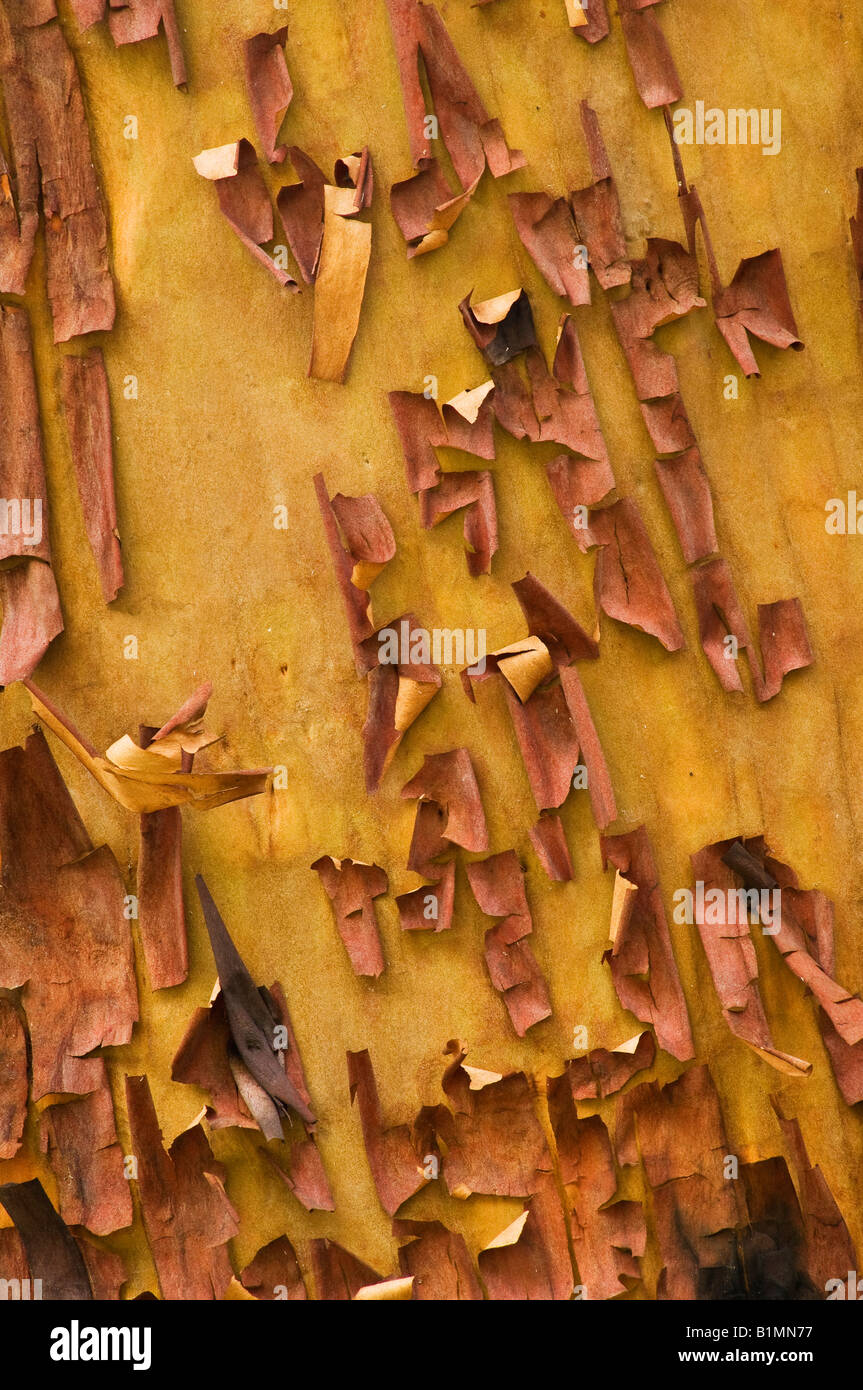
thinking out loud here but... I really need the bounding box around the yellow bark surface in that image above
[1,0,862,1296]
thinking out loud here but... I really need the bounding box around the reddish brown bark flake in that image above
[0,729,138,1100]
[244,27,293,164]
[347,1048,429,1215]
[240,1235,308,1300]
[0,16,115,341]
[602,826,694,1061]
[38,1084,133,1236]
[466,852,553,1036]
[312,855,388,976]
[60,350,124,605]
[125,1074,239,1300]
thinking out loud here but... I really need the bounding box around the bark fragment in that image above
[38,1084,133,1236]
[0,305,62,685]
[0,995,27,1159]
[240,1235,307,1300]
[60,349,124,604]
[244,27,292,164]
[0,729,138,1100]
[0,1178,93,1300]
[347,1048,428,1215]
[125,1074,239,1301]
[466,853,553,1036]
[108,0,187,88]
[0,16,115,340]
[312,855,388,976]
[602,826,694,1061]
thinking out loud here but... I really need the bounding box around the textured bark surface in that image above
[1,0,863,1302]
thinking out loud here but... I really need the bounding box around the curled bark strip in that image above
[347,1049,428,1215]
[137,805,187,990]
[395,1220,483,1300]
[529,813,574,881]
[398,750,487,931]
[390,161,480,257]
[465,634,614,829]
[581,497,686,652]
[756,598,813,702]
[0,554,63,689]
[384,0,522,251]
[736,1155,818,1298]
[526,336,610,461]
[0,307,50,566]
[570,103,631,289]
[0,1178,93,1300]
[261,1137,335,1212]
[722,840,863,1049]
[0,1210,124,1299]
[244,27,292,164]
[618,0,683,109]
[478,1172,574,1299]
[389,387,495,494]
[509,192,591,306]
[470,312,609,475]
[174,977,319,1153]
[361,614,442,792]
[610,239,705,399]
[568,0,609,42]
[465,853,552,1036]
[690,556,754,694]
[25,678,272,813]
[172,990,258,1131]
[196,875,315,1124]
[640,391,695,456]
[404,750,488,863]
[512,571,599,666]
[692,565,812,700]
[546,449,616,517]
[276,147,325,283]
[714,249,803,378]
[397,859,455,932]
[194,139,298,289]
[309,184,372,383]
[312,855,387,977]
[125,1074,239,1301]
[752,876,863,1105]
[770,1096,857,1289]
[61,349,124,604]
[459,288,537,366]
[108,0,187,88]
[504,676,582,812]
[559,666,617,828]
[418,468,498,575]
[315,472,395,673]
[602,826,694,1061]
[691,840,811,1075]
